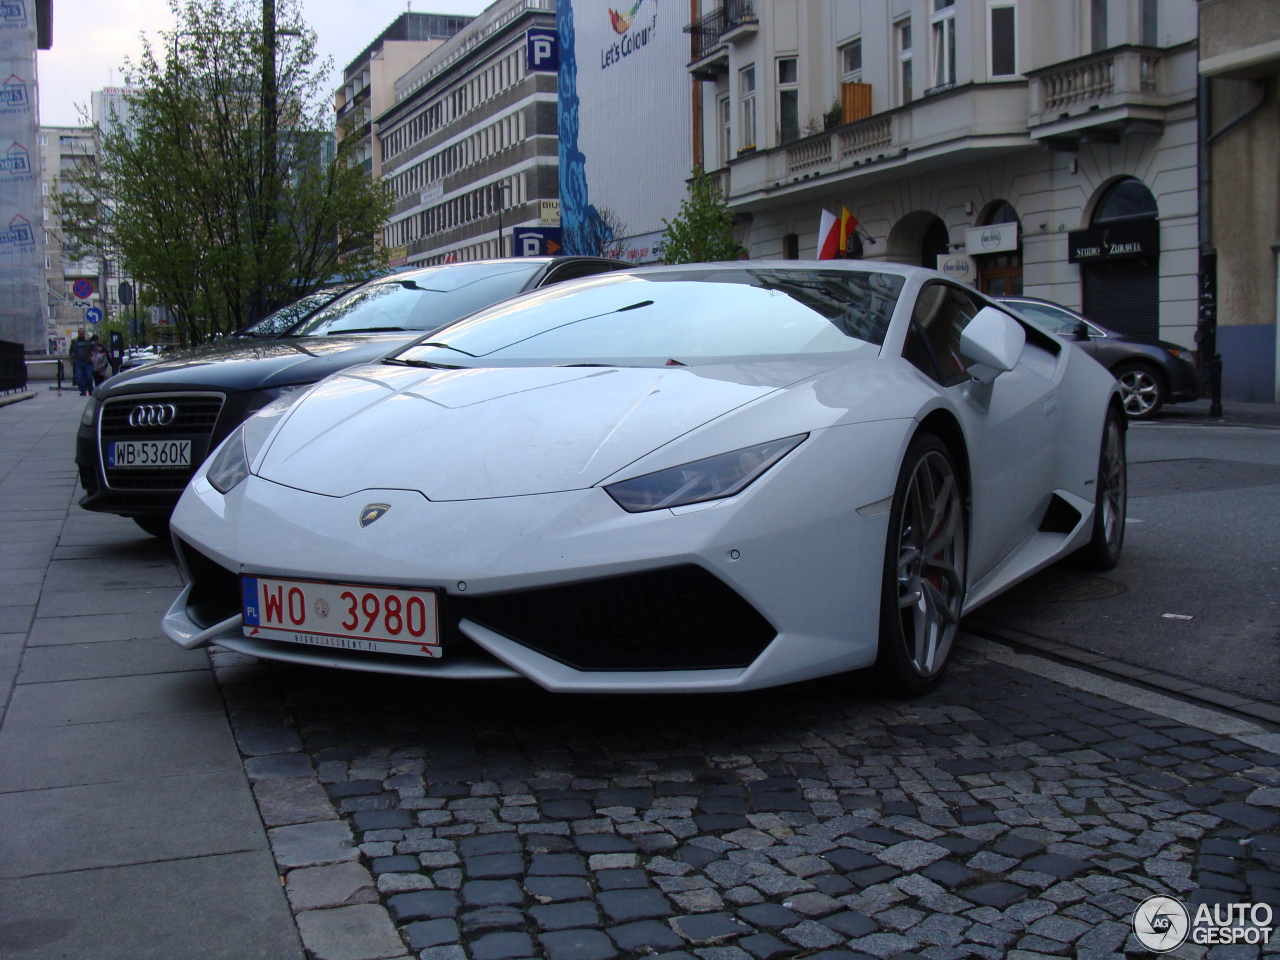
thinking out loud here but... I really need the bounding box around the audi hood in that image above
[246,361,823,501]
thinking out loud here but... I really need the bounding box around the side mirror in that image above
[1072,321,1090,342]
[960,307,1026,383]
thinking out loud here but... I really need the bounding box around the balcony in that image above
[685,0,757,78]
[720,82,1032,208]
[1026,44,1194,145]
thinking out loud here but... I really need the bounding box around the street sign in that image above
[513,227,563,257]
[84,306,103,324]
[72,278,93,299]
[118,281,134,306]
[526,28,558,72]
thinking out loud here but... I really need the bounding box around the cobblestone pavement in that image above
[210,641,1280,960]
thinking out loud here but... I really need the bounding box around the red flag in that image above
[817,209,839,260]
[839,208,858,254]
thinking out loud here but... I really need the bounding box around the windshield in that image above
[290,262,543,336]
[390,268,905,367]
[1006,300,1100,337]
[238,291,338,337]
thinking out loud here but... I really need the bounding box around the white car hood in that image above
[255,362,792,500]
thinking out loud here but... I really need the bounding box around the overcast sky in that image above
[36,0,493,128]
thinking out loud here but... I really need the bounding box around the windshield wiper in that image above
[383,357,462,370]
[325,326,411,335]
[412,341,479,357]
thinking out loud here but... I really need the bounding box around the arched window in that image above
[1093,178,1158,223]
[976,200,1022,296]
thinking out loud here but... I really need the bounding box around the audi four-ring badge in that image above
[73,257,633,537]
[163,261,1127,695]
[128,404,177,427]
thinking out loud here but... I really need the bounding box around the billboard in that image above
[557,0,690,257]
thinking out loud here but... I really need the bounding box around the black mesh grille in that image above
[100,394,224,491]
[178,539,242,629]
[457,565,776,671]
[78,461,99,496]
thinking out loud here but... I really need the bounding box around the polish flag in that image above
[816,209,839,260]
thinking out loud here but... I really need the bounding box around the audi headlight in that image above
[80,397,100,427]
[206,387,309,494]
[605,435,807,513]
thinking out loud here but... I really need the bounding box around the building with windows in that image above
[688,0,1200,350]
[1198,0,1280,402]
[377,0,559,265]
[91,87,138,142]
[335,12,474,179]
[38,127,104,350]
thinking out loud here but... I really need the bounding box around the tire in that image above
[132,514,171,538]
[1077,407,1127,570]
[1113,362,1166,419]
[874,432,967,697]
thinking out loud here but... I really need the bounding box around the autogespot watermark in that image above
[1133,895,1274,952]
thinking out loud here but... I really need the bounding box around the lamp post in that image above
[494,181,512,258]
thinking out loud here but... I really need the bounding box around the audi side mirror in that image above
[960,307,1026,384]
[1072,321,1090,342]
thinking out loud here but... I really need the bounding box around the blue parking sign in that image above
[526,28,558,72]
[513,227,563,257]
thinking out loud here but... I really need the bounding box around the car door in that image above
[904,283,1062,583]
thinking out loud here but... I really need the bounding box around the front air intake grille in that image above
[457,565,776,671]
[99,393,225,491]
[178,539,242,629]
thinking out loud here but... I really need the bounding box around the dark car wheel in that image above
[1077,407,1126,570]
[132,515,171,538]
[1114,362,1166,419]
[874,433,967,697]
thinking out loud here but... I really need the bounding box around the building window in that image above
[739,64,757,151]
[1091,0,1108,51]
[840,38,862,82]
[930,0,956,94]
[777,57,799,145]
[1141,0,1157,46]
[989,2,1017,77]
[718,95,731,167]
[896,19,913,104]
[39,134,47,146]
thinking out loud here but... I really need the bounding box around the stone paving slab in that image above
[0,849,303,959]
[2,670,224,728]
[34,586,175,619]
[15,636,208,683]
[26,610,172,646]
[209,644,1280,960]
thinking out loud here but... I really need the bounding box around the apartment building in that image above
[335,12,474,179]
[688,0,1199,348]
[378,0,559,265]
[1199,0,1280,402]
[38,126,101,350]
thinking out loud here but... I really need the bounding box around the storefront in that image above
[1069,178,1161,340]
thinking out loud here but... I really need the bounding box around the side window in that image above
[903,282,983,385]
[543,261,623,285]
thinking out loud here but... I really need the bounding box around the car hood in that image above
[253,361,820,500]
[99,333,418,396]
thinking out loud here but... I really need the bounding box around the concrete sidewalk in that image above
[0,391,302,959]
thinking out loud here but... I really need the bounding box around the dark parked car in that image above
[1000,296,1199,419]
[233,283,360,338]
[77,257,629,536]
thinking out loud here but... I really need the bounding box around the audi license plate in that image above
[241,576,441,658]
[107,439,192,468]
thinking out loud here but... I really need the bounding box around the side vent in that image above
[1039,494,1082,534]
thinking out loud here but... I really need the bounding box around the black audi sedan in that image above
[1000,296,1200,419]
[78,257,628,536]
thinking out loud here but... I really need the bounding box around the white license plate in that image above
[241,576,441,658]
[108,439,192,468]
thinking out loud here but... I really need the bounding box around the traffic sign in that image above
[118,281,134,306]
[84,307,103,324]
[513,227,563,257]
[72,279,93,299]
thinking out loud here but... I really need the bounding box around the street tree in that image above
[55,0,391,346]
[660,167,741,264]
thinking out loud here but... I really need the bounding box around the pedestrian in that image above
[69,330,93,396]
[91,339,111,386]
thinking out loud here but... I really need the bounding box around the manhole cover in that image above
[1009,569,1127,603]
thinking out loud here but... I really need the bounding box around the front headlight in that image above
[205,386,309,494]
[605,435,807,513]
[80,397,100,427]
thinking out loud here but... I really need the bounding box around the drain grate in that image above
[1129,458,1280,497]
[1006,568,1127,603]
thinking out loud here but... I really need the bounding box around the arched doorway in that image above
[975,200,1022,296]
[887,211,951,268]
[1072,178,1160,340]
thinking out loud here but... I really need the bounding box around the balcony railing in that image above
[783,114,894,176]
[1028,46,1168,129]
[684,0,756,67]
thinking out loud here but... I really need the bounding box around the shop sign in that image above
[1068,220,1159,263]
[936,254,977,286]
[964,223,1019,254]
[540,199,560,226]
[421,180,443,204]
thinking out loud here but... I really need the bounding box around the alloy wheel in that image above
[1118,369,1160,417]
[1099,416,1126,551]
[895,450,966,678]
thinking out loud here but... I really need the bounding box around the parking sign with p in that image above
[526,28,558,72]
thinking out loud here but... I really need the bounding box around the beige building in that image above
[39,126,101,350]
[690,0,1200,349]
[1199,0,1280,402]
[335,12,474,179]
